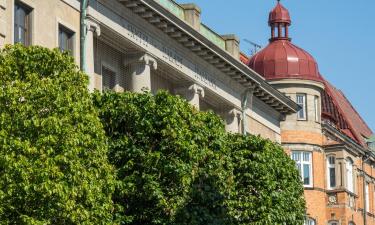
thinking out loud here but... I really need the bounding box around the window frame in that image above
[326,155,336,190]
[328,221,339,225]
[365,182,370,212]
[14,1,32,46]
[304,217,316,225]
[296,93,307,121]
[314,95,320,123]
[101,64,117,91]
[58,24,75,54]
[346,158,354,193]
[291,151,313,187]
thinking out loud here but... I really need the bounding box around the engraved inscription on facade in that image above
[161,46,183,69]
[126,22,217,90]
[127,24,149,47]
[194,65,217,89]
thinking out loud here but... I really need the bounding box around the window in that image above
[14,2,32,45]
[365,182,369,212]
[327,156,336,189]
[314,95,320,122]
[58,25,74,53]
[346,158,354,192]
[304,218,315,225]
[292,151,313,186]
[296,94,307,120]
[348,222,355,225]
[328,221,339,225]
[102,66,116,91]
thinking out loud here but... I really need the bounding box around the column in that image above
[125,52,157,93]
[241,88,254,135]
[86,20,101,91]
[0,0,6,48]
[175,84,204,110]
[225,108,242,133]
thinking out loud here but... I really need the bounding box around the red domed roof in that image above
[248,1,324,83]
[269,1,291,25]
[248,40,323,82]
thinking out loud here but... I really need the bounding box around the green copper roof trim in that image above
[153,0,185,20]
[368,135,375,151]
[368,135,375,143]
[153,0,226,50]
[200,24,226,50]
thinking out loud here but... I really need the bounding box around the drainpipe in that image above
[363,155,370,225]
[241,88,254,135]
[80,0,89,72]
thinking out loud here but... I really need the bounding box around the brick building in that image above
[246,2,375,225]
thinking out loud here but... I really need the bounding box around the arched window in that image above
[328,221,339,225]
[327,155,336,189]
[348,222,356,225]
[304,217,316,225]
[346,157,354,192]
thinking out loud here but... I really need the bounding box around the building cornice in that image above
[115,0,299,115]
[323,122,374,160]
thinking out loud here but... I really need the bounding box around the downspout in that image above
[80,0,89,72]
[241,88,254,135]
[363,155,370,225]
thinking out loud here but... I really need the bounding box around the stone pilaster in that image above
[86,20,101,91]
[225,108,242,133]
[175,84,204,110]
[0,0,7,48]
[124,52,157,93]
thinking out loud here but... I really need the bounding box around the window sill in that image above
[326,188,358,198]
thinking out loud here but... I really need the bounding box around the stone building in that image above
[247,2,375,225]
[0,1,300,141]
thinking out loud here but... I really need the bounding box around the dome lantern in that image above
[269,0,291,42]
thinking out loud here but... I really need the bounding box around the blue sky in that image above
[180,0,375,133]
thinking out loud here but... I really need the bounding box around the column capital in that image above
[228,108,242,120]
[86,20,101,36]
[188,83,204,98]
[125,52,158,70]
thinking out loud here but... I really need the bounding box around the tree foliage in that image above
[0,45,115,224]
[93,91,230,224]
[94,90,305,225]
[227,134,306,225]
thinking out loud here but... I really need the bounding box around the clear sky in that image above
[179,0,375,133]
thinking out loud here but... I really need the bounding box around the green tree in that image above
[174,112,234,225]
[93,91,222,225]
[227,134,306,225]
[94,90,305,225]
[0,45,115,224]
